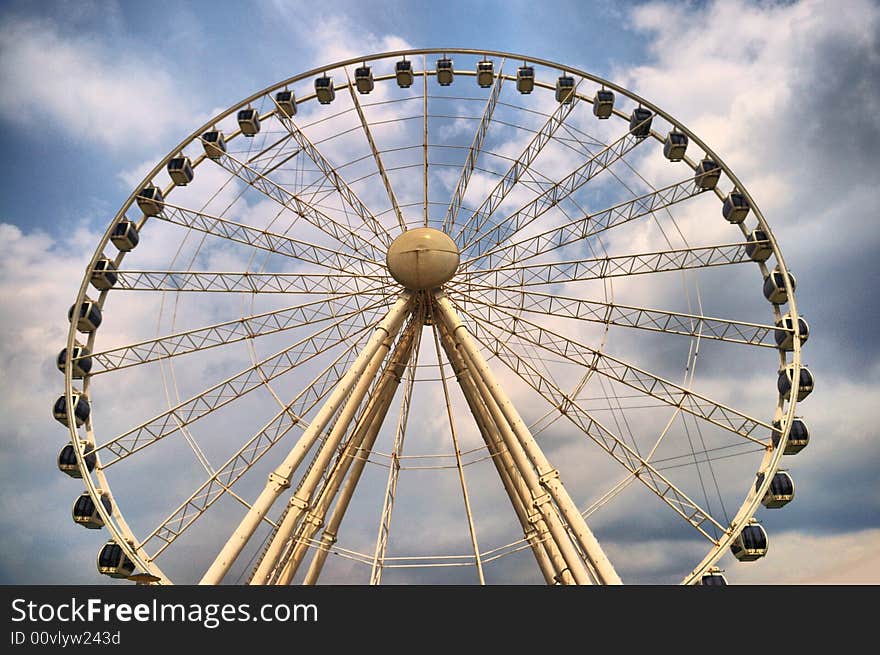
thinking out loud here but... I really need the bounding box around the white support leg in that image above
[437,322,572,584]
[434,291,622,585]
[199,292,413,585]
[303,325,421,585]
[252,315,407,584]
[275,325,419,584]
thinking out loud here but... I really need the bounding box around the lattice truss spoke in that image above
[152,202,386,276]
[460,124,657,265]
[459,242,760,288]
[60,50,799,587]
[454,298,773,444]
[96,298,390,466]
[448,300,733,541]
[449,285,781,347]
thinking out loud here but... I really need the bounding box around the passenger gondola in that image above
[57,441,97,478]
[167,156,194,186]
[53,391,90,428]
[97,541,136,579]
[135,184,164,216]
[396,59,414,88]
[477,60,494,88]
[436,57,454,86]
[555,74,575,104]
[56,344,92,378]
[315,75,335,104]
[745,228,771,262]
[694,157,721,190]
[771,418,809,454]
[355,65,374,94]
[237,108,261,135]
[722,190,750,223]
[72,492,112,529]
[110,219,139,252]
[516,65,534,94]
[778,363,814,402]
[663,130,688,161]
[774,313,810,351]
[275,90,297,117]
[698,566,728,586]
[763,268,796,304]
[730,519,768,561]
[68,298,102,333]
[756,471,795,508]
[200,130,227,159]
[629,107,653,139]
[593,89,614,118]
[90,257,118,291]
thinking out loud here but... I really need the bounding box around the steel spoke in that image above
[154,202,384,276]
[370,313,421,585]
[96,299,390,466]
[463,176,709,270]
[453,82,583,246]
[141,332,371,557]
[449,285,781,348]
[430,317,485,584]
[458,241,760,288]
[273,95,393,245]
[459,305,728,542]
[455,298,772,445]
[212,148,387,261]
[441,59,505,234]
[112,270,389,294]
[343,70,407,232]
[87,290,389,374]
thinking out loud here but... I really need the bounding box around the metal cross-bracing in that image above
[112,270,389,294]
[369,321,421,585]
[456,299,773,445]
[59,49,804,587]
[459,123,654,265]
[452,300,730,542]
[272,103,394,245]
[459,241,760,288]
[448,285,782,348]
[141,334,370,558]
[343,72,407,232]
[85,290,390,374]
[441,59,506,235]
[462,176,710,271]
[453,84,582,246]
[269,321,421,585]
[154,202,385,276]
[96,301,389,467]
[212,149,389,261]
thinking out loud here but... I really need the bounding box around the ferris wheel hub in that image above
[385,228,460,290]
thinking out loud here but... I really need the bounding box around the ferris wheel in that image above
[56,49,812,585]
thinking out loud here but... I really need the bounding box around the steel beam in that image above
[199,292,413,585]
[434,291,622,585]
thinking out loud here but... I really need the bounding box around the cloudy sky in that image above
[1,0,878,586]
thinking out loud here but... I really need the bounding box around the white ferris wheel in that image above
[56,49,811,585]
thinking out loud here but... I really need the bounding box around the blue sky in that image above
[1,0,879,585]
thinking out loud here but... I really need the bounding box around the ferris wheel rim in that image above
[61,48,806,586]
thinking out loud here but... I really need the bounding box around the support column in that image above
[200,293,413,585]
[434,291,622,585]
[303,325,422,585]
[275,325,418,584]
[437,321,571,584]
[252,316,406,584]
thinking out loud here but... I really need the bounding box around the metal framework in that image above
[59,49,807,586]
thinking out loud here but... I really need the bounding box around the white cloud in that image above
[0,16,193,149]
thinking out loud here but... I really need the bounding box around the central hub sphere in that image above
[386,228,460,291]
